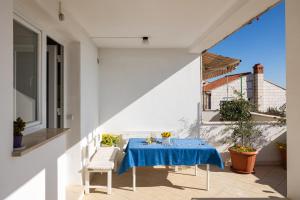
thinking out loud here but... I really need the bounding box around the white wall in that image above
[208,74,286,111]
[0,0,100,199]
[263,81,286,111]
[98,48,200,138]
[286,0,300,199]
[210,75,252,110]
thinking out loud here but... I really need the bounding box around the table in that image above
[118,138,224,191]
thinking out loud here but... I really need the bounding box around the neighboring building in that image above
[203,64,286,111]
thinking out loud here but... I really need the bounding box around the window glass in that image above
[13,20,39,123]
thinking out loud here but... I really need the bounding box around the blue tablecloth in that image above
[118,138,224,174]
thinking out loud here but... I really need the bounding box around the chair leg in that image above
[85,170,90,194]
[195,165,198,176]
[107,170,112,195]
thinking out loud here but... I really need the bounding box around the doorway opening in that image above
[46,37,64,128]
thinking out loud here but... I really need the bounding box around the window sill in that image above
[12,128,70,157]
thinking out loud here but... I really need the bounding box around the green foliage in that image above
[226,120,262,149]
[265,107,286,127]
[219,95,252,121]
[265,107,285,117]
[14,117,26,136]
[230,145,256,152]
[222,92,262,152]
[101,134,120,147]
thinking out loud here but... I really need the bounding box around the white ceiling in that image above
[38,0,280,50]
[62,0,240,48]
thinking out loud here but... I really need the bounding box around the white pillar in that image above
[286,0,300,199]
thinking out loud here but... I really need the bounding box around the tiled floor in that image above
[84,165,287,200]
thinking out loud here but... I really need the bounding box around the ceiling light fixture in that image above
[58,1,65,21]
[91,36,150,45]
[142,36,149,45]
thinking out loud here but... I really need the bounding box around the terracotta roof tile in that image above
[203,72,251,92]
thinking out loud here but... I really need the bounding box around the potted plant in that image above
[14,117,26,148]
[161,131,172,145]
[221,93,262,174]
[101,134,120,147]
[227,120,262,173]
[272,107,287,170]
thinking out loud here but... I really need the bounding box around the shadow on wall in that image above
[1,39,101,200]
[176,118,200,138]
[98,48,200,133]
[200,123,286,165]
[176,102,201,138]
[2,134,67,200]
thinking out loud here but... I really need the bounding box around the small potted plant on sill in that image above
[161,132,172,145]
[101,134,120,147]
[221,92,262,174]
[14,117,26,149]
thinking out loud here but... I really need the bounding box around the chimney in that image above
[253,64,264,111]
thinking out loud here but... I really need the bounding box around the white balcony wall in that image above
[98,48,201,138]
[0,0,100,199]
[200,122,286,165]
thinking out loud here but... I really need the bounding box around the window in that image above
[13,18,41,126]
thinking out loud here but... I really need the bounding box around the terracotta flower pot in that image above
[229,148,257,174]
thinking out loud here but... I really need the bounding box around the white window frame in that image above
[13,14,43,131]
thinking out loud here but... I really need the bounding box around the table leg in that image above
[195,165,198,176]
[206,164,210,191]
[174,166,179,172]
[132,167,136,191]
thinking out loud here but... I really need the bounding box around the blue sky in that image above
[209,1,285,87]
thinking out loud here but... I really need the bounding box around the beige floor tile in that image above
[83,166,287,200]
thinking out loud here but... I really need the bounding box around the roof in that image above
[203,72,251,92]
[264,80,286,90]
[202,52,241,80]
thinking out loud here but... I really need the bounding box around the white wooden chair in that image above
[84,146,119,195]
